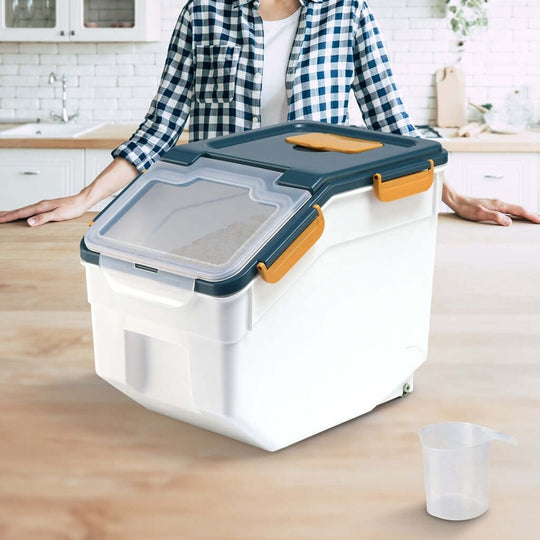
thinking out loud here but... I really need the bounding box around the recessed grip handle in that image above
[286,133,383,154]
[373,159,434,202]
[257,205,324,284]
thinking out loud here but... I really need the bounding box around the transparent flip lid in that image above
[85,157,310,282]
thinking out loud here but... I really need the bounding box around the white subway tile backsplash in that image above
[117,97,156,109]
[94,87,132,99]
[66,87,96,99]
[0,43,19,53]
[134,64,161,76]
[96,43,136,54]
[57,43,98,54]
[132,87,156,98]
[2,75,40,87]
[95,64,134,76]
[77,54,116,65]
[79,75,117,88]
[18,43,59,54]
[0,65,19,75]
[40,54,77,65]
[2,98,40,109]
[61,65,97,76]
[1,86,16,98]
[79,98,118,110]
[16,87,55,98]
[0,0,538,127]
[118,76,156,87]
[2,54,40,64]
[19,65,57,76]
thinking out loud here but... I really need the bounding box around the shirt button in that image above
[253,116,260,126]
[254,72,262,84]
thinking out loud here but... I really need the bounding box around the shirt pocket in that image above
[194,44,241,104]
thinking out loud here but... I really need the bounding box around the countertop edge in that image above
[1,123,539,152]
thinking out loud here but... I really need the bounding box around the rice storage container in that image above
[81,121,448,451]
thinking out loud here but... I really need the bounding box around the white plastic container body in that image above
[420,422,517,521]
[83,166,444,451]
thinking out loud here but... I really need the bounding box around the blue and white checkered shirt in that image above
[113,0,420,171]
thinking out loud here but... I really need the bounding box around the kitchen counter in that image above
[439,128,540,153]
[1,122,540,152]
[0,123,189,149]
[1,214,539,539]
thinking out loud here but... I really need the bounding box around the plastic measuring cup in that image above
[419,422,517,521]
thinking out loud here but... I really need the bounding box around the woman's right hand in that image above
[0,193,92,227]
[0,157,139,227]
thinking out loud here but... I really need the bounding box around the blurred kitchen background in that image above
[0,0,538,125]
[0,0,539,214]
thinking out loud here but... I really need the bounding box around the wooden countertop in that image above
[1,214,539,539]
[439,128,540,153]
[1,122,539,152]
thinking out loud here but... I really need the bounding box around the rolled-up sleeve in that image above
[352,1,421,137]
[112,1,194,171]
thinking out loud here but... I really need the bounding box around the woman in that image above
[1,0,538,227]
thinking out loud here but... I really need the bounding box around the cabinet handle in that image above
[60,30,65,36]
[71,30,75,36]
[20,171,40,175]
[484,174,505,180]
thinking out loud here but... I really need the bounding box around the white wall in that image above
[0,0,539,127]
[369,0,540,126]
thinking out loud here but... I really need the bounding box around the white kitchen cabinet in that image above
[85,149,117,212]
[0,0,160,42]
[440,152,540,213]
[0,149,85,211]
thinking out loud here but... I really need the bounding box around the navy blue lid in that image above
[164,120,447,193]
[81,121,447,297]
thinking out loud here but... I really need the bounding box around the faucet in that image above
[48,72,79,123]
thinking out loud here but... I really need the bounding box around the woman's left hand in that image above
[442,182,540,226]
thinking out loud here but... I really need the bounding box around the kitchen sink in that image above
[0,122,104,138]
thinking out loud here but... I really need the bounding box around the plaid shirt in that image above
[113,0,420,171]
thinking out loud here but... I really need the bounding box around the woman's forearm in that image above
[79,157,139,208]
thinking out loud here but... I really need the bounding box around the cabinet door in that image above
[84,149,117,212]
[0,149,84,211]
[69,0,160,42]
[0,0,69,41]
[441,152,539,213]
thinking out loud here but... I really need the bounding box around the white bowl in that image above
[483,111,527,134]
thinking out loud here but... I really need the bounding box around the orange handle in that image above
[373,159,434,202]
[257,205,324,284]
[286,133,383,154]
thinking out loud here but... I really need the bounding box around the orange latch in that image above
[257,205,325,284]
[286,133,383,154]
[373,159,434,202]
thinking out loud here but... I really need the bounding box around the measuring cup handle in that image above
[483,428,518,446]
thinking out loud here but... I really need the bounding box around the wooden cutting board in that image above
[436,66,466,128]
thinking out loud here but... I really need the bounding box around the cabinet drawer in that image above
[441,152,539,213]
[0,149,85,211]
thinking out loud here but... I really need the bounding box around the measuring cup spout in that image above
[482,427,517,446]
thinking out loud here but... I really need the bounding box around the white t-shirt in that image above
[260,8,301,128]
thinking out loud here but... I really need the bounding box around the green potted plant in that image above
[445,0,489,37]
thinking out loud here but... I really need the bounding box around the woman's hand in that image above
[442,182,540,226]
[0,157,139,228]
[0,193,92,227]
